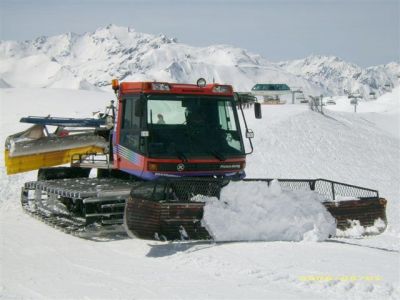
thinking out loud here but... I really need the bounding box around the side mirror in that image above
[246,129,254,139]
[254,102,262,119]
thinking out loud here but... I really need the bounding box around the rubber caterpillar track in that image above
[20,178,135,241]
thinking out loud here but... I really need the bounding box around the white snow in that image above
[201,180,336,242]
[0,78,12,88]
[1,87,399,299]
[336,219,387,238]
[324,87,400,138]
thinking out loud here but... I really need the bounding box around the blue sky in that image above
[0,0,398,67]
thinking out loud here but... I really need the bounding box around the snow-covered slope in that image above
[0,78,12,88]
[0,54,100,90]
[278,55,399,97]
[324,87,400,138]
[0,87,399,299]
[1,25,398,96]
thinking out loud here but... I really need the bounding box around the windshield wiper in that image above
[210,150,226,161]
[186,129,227,161]
[176,150,188,163]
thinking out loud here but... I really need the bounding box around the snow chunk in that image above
[200,180,336,242]
[336,218,387,238]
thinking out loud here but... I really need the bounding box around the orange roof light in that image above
[111,79,119,92]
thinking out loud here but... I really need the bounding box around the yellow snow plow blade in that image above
[5,146,105,175]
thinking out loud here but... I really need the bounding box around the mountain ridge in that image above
[277,55,399,96]
[1,24,398,97]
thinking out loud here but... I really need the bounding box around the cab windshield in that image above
[146,94,244,159]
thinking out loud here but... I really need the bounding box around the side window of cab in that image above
[120,95,144,152]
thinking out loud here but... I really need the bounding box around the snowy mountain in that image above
[0,25,322,95]
[278,55,399,97]
[0,25,398,97]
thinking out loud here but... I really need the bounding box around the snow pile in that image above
[201,180,336,242]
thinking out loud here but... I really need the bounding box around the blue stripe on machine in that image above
[118,145,142,165]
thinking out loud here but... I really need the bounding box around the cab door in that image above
[115,94,147,174]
